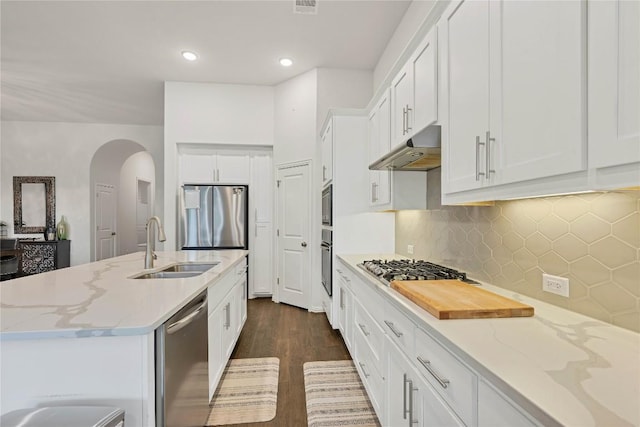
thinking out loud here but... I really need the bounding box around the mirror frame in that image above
[13,176,56,234]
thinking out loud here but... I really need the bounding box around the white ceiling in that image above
[1,0,411,125]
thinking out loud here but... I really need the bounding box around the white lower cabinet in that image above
[354,323,385,420]
[414,327,477,427]
[207,258,247,400]
[386,336,463,427]
[337,279,353,352]
[339,260,542,427]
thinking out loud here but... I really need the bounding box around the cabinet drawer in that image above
[354,300,385,374]
[208,269,237,315]
[349,272,385,324]
[415,327,477,427]
[354,328,384,420]
[382,300,415,359]
[478,380,538,427]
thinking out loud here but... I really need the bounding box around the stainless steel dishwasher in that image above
[155,290,209,427]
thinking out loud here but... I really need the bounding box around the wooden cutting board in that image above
[390,280,534,320]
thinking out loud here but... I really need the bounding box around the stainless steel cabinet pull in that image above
[358,323,370,337]
[255,224,257,237]
[486,130,495,177]
[384,320,403,338]
[359,362,370,378]
[402,106,407,135]
[417,356,449,389]
[406,105,412,133]
[340,289,344,309]
[403,373,409,420]
[475,136,486,181]
[323,165,326,181]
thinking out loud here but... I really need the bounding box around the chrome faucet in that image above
[145,216,167,269]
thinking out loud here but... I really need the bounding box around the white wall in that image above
[373,0,439,92]
[164,81,275,250]
[0,121,163,265]
[274,69,318,166]
[316,68,373,130]
[118,151,156,255]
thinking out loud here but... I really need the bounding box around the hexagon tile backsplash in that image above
[395,191,640,332]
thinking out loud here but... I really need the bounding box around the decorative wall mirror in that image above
[13,176,56,234]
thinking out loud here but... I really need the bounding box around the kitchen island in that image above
[337,254,640,427]
[0,250,248,426]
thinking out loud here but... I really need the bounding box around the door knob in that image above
[301,242,307,247]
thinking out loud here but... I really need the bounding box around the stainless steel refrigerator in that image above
[180,185,248,249]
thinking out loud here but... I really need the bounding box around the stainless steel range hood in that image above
[369,125,441,171]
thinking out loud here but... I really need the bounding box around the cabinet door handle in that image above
[323,165,326,181]
[486,130,495,177]
[358,323,370,337]
[340,288,344,309]
[359,362,370,378]
[475,136,486,181]
[255,224,258,237]
[403,373,409,420]
[402,106,407,135]
[384,320,403,338]
[417,356,450,389]
[406,105,412,133]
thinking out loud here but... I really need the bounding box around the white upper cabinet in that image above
[368,91,392,207]
[411,28,438,135]
[492,0,586,185]
[441,0,587,195]
[179,154,217,184]
[589,0,640,180]
[179,151,250,185]
[440,0,490,194]
[216,152,250,184]
[321,120,334,186]
[391,27,438,146]
[390,65,413,145]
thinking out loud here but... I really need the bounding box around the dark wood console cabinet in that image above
[19,240,70,276]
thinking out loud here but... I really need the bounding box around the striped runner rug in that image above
[303,360,380,427]
[206,357,279,426]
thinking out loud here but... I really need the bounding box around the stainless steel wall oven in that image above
[321,185,332,226]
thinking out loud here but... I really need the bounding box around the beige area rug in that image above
[206,357,279,426]
[304,360,380,427]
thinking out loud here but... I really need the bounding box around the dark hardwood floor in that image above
[226,297,351,427]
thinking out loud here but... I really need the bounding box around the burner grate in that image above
[360,259,467,284]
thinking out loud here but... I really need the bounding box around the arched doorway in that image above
[90,140,156,261]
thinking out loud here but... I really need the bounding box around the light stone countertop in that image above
[0,250,248,340]
[338,253,640,427]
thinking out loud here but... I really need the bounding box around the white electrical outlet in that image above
[407,244,414,255]
[542,273,570,297]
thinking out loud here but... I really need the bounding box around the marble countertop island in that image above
[0,250,248,340]
[339,253,640,427]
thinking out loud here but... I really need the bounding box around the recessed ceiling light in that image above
[279,58,293,67]
[182,51,198,61]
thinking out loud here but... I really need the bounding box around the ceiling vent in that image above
[294,0,318,15]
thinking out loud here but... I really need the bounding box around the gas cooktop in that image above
[358,259,473,286]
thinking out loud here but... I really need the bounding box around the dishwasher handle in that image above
[167,295,207,335]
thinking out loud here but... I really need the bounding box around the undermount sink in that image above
[159,262,219,273]
[132,262,219,280]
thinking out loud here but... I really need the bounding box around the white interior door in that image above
[95,183,116,261]
[276,163,310,309]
